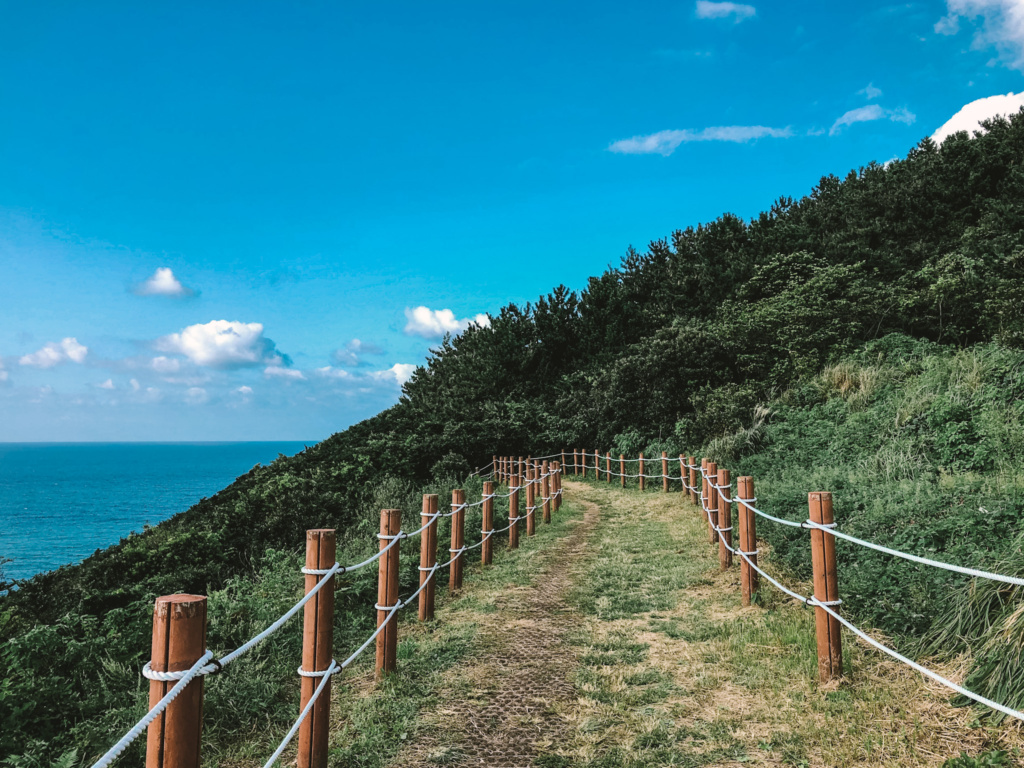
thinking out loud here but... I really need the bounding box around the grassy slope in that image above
[698,337,1024,705]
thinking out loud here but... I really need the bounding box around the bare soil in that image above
[392,488,599,767]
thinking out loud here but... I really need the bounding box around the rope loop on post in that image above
[296,664,337,678]
[142,658,223,681]
[806,597,843,608]
[301,564,346,576]
[802,520,837,530]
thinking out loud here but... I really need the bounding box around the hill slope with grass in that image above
[4,111,1024,765]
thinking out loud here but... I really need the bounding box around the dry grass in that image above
[554,481,1024,767]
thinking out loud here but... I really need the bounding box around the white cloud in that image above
[403,307,491,338]
[859,83,883,99]
[155,320,285,368]
[130,378,141,391]
[608,125,793,156]
[0,362,7,383]
[316,366,352,379]
[134,267,195,297]
[936,12,961,34]
[264,365,305,380]
[29,385,53,403]
[151,356,181,374]
[932,91,1024,142]
[829,104,916,135]
[232,385,254,404]
[97,379,115,390]
[938,0,1024,69]
[184,386,208,405]
[19,337,88,368]
[331,338,385,366]
[695,1,756,22]
[372,363,418,386]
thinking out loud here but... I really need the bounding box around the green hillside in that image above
[3,112,1024,766]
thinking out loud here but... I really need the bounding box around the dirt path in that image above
[393,484,599,767]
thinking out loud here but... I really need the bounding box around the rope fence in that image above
[90,460,564,768]
[87,443,1024,768]
[564,447,1024,724]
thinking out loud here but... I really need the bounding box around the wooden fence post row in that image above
[678,454,842,683]
[143,462,567,768]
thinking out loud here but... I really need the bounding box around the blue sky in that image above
[1,0,1022,441]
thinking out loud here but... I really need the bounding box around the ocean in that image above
[0,442,312,582]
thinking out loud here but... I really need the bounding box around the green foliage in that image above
[7,110,1024,762]
[942,750,1009,768]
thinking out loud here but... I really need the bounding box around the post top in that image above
[155,593,206,605]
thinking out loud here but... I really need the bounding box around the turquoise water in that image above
[0,442,311,581]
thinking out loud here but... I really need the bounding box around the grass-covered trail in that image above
[316,481,1023,767]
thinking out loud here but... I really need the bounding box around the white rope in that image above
[262,659,337,768]
[89,651,215,768]
[802,519,1024,587]
[814,599,1024,722]
[736,497,805,529]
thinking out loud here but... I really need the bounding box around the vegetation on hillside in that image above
[3,111,1024,765]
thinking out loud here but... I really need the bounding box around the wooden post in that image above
[738,477,758,606]
[482,481,494,565]
[700,458,708,516]
[809,492,843,681]
[548,462,556,512]
[449,490,465,592]
[688,456,698,505]
[662,452,669,493]
[553,461,561,511]
[678,455,685,496]
[580,450,585,479]
[376,511,400,678]
[706,461,718,543]
[561,450,567,478]
[146,594,207,768]
[418,495,438,621]
[542,462,551,523]
[509,473,520,549]
[717,469,732,570]
[639,453,645,492]
[620,454,625,488]
[604,452,610,483]
[298,529,335,768]
[526,467,536,536]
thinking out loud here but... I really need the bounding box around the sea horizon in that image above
[0,441,313,582]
